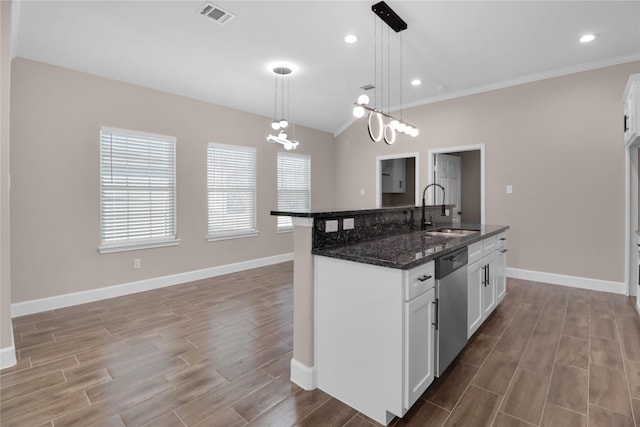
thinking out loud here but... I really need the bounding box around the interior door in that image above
[434,154,462,224]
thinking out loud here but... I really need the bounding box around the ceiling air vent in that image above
[360,84,376,91]
[199,3,236,25]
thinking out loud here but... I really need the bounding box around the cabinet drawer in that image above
[496,232,507,250]
[468,241,483,264]
[405,261,435,301]
[483,236,497,253]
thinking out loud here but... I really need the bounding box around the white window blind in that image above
[100,127,177,252]
[207,143,257,239]
[277,153,310,228]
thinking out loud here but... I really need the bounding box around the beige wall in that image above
[8,55,640,308]
[459,150,481,224]
[10,58,335,303]
[1,1,13,353]
[336,61,640,284]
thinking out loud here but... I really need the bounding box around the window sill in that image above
[207,231,259,242]
[99,238,180,254]
[277,226,294,233]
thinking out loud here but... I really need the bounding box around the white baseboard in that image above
[290,358,316,390]
[1,328,16,369]
[12,253,293,318]
[507,267,627,295]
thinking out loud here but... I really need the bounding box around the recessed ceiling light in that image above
[579,33,596,43]
[344,34,358,44]
[411,79,422,86]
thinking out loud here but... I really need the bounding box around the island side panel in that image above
[315,255,404,425]
[290,217,316,389]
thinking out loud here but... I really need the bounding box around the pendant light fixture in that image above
[352,1,419,144]
[266,64,299,150]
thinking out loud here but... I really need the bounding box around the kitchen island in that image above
[271,206,508,425]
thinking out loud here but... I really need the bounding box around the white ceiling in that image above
[12,1,640,135]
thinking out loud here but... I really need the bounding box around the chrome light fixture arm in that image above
[266,134,299,151]
[353,102,419,144]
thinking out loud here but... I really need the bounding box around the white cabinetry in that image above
[467,258,484,337]
[482,251,498,318]
[405,287,435,408]
[624,74,640,146]
[467,233,507,338]
[382,158,406,193]
[316,257,435,426]
[495,233,508,303]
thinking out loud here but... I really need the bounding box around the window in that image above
[277,153,310,229]
[207,143,257,240]
[100,127,177,253]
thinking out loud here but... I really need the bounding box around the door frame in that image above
[376,152,420,208]
[428,144,485,224]
[625,142,639,300]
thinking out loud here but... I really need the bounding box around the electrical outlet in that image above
[325,220,338,233]
[133,258,141,269]
[344,218,355,230]
[506,185,513,194]
[360,189,365,196]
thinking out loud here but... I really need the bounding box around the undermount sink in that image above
[424,228,479,237]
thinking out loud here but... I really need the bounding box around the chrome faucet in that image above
[421,183,446,230]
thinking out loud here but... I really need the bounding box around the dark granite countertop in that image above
[270,205,454,219]
[312,224,509,270]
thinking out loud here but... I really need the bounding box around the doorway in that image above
[625,143,639,300]
[376,153,420,208]
[428,145,485,225]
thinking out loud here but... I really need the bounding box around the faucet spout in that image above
[421,183,446,230]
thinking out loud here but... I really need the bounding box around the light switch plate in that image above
[506,185,513,194]
[344,218,355,230]
[325,220,338,233]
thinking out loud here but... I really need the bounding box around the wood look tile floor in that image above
[1,262,639,426]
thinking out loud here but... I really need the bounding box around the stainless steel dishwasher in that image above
[434,246,468,377]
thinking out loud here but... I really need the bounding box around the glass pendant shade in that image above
[357,94,370,106]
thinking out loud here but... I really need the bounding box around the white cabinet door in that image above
[405,288,435,408]
[496,249,507,303]
[467,259,484,338]
[483,252,497,318]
